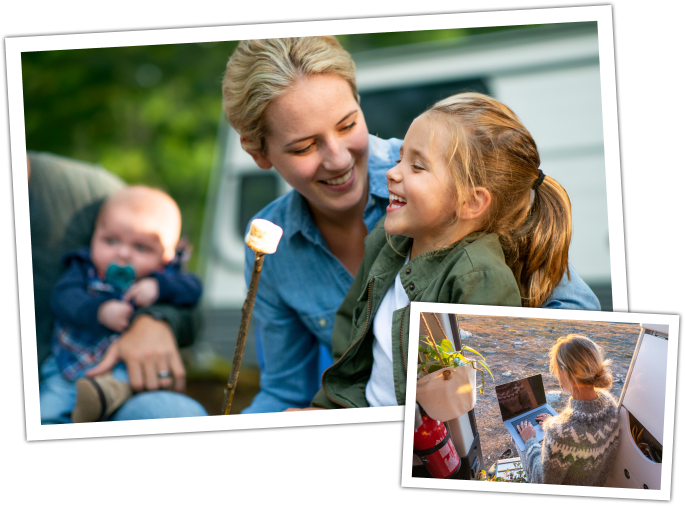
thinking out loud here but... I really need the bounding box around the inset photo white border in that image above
[402,302,678,501]
[6,5,625,441]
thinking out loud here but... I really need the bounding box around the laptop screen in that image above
[495,374,548,422]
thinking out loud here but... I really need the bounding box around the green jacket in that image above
[311,217,521,409]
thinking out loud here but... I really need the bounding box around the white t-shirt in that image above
[365,257,410,407]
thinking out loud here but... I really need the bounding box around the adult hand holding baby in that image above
[86,314,186,392]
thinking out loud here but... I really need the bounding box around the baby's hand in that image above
[123,278,160,307]
[98,300,134,332]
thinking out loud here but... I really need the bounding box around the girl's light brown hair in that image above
[222,36,358,155]
[549,334,613,390]
[427,92,572,307]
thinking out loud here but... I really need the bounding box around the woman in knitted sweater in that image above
[517,334,620,486]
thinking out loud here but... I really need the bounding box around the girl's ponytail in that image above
[516,174,572,307]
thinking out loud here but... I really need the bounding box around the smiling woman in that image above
[242,73,371,274]
[222,36,401,413]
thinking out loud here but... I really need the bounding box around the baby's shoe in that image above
[71,373,133,423]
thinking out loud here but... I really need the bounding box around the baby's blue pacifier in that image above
[105,264,136,291]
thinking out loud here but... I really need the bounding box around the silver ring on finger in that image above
[158,370,172,379]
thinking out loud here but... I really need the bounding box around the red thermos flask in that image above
[414,413,461,479]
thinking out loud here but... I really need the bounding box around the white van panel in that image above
[355,32,600,92]
[203,126,290,309]
[204,259,246,307]
[622,332,668,445]
[490,65,604,151]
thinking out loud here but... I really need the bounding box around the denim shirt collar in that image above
[367,134,395,200]
[282,134,398,246]
[283,191,321,245]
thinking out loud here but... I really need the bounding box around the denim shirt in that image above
[242,135,600,414]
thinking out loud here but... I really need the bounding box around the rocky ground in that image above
[453,315,640,471]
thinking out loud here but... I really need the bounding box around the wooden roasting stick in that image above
[222,219,283,415]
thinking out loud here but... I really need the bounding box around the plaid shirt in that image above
[53,322,119,381]
[51,260,123,381]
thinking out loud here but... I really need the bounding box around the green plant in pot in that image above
[416,313,495,421]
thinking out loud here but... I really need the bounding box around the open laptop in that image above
[495,374,558,451]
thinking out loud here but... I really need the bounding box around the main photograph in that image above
[21,14,623,428]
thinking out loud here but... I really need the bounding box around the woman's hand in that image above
[536,413,552,427]
[517,420,537,442]
[283,407,325,412]
[86,314,185,392]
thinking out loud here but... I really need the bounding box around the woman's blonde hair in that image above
[549,334,613,390]
[222,36,358,154]
[426,92,572,307]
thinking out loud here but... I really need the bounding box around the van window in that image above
[360,78,489,140]
[239,172,280,234]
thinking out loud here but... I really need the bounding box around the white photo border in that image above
[6,5,626,441]
[402,301,679,501]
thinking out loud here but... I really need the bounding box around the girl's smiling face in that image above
[385,113,468,257]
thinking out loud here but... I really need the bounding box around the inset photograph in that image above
[402,303,678,500]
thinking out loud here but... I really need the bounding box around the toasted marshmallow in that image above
[245,219,283,254]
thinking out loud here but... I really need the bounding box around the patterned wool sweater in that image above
[523,389,620,485]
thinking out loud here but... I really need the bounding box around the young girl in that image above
[310,92,573,409]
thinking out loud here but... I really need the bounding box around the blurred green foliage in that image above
[22,27,525,271]
[22,41,238,269]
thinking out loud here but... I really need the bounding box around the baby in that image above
[45,186,202,423]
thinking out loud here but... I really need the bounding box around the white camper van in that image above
[197,22,611,367]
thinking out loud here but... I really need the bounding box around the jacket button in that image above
[318,318,328,327]
[409,283,415,291]
[405,268,411,275]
